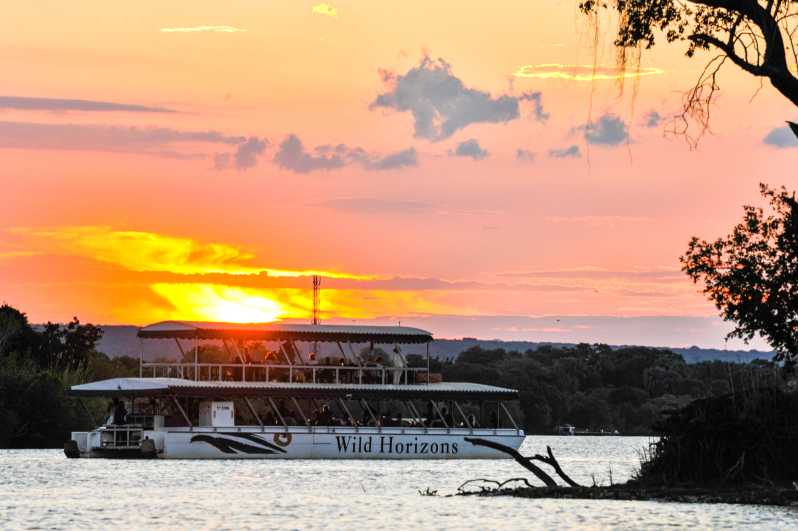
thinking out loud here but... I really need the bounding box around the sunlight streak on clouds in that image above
[514,64,664,81]
[160,26,247,33]
[9,226,370,279]
[311,3,338,19]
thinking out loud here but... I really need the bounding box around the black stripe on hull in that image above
[190,434,287,455]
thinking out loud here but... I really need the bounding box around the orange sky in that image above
[1,1,796,348]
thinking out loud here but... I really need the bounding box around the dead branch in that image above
[457,477,536,494]
[464,437,558,487]
[530,445,583,487]
[457,478,503,493]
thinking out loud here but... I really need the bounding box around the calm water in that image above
[2,436,796,530]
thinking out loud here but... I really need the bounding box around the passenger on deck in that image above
[442,407,453,427]
[109,398,127,425]
[318,404,333,426]
[424,401,435,426]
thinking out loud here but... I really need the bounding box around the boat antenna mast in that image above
[312,274,321,325]
[312,274,320,361]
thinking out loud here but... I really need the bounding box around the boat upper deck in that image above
[69,377,519,400]
[115,320,516,399]
[138,321,433,343]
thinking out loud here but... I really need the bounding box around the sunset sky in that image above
[2,1,796,349]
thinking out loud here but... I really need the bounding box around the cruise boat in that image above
[65,321,525,459]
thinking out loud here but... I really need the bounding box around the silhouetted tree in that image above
[37,318,103,372]
[681,184,798,365]
[579,0,798,143]
[0,304,37,357]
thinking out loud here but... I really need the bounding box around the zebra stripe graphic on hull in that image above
[190,433,288,455]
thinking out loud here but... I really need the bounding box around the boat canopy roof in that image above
[68,378,517,401]
[138,321,433,344]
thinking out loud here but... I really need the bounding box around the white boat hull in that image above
[71,427,525,459]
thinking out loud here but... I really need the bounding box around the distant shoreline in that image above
[91,325,774,365]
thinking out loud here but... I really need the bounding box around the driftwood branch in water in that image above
[464,437,557,487]
[458,477,534,493]
[530,446,582,488]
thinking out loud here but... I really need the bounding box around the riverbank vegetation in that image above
[0,304,137,448]
[450,384,798,504]
[438,343,783,434]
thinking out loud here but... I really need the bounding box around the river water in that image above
[1,436,796,529]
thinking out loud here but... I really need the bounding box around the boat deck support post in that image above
[291,397,310,426]
[360,399,379,426]
[500,402,519,430]
[405,400,424,428]
[244,397,263,427]
[172,395,192,428]
[337,398,356,429]
[267,398,288,429]
[453,400,472,429]
[430,400,449,428]
[426,341,430,385]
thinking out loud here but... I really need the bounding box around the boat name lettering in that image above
[335,435,458,455]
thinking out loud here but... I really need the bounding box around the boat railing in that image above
[98,425,143,449]
[140,362,431,385]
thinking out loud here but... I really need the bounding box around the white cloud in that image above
[371,56,526,141]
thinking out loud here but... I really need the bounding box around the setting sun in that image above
[151,283,285,323]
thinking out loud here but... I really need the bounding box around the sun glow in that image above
[146,282,463,324]
[151,283,286,323]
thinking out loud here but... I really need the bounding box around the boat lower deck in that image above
[69,426,525,459]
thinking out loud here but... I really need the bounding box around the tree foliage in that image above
[0,304,103,372]
[0,304,136,448]
[579,0,798,143]
[681,184,798,364]
[639,387,798,486]
[443,344,782,434]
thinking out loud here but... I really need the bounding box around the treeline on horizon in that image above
[0,303,786,447]
[433,344,784,435]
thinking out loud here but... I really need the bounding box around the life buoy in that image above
[274,432,292,447]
